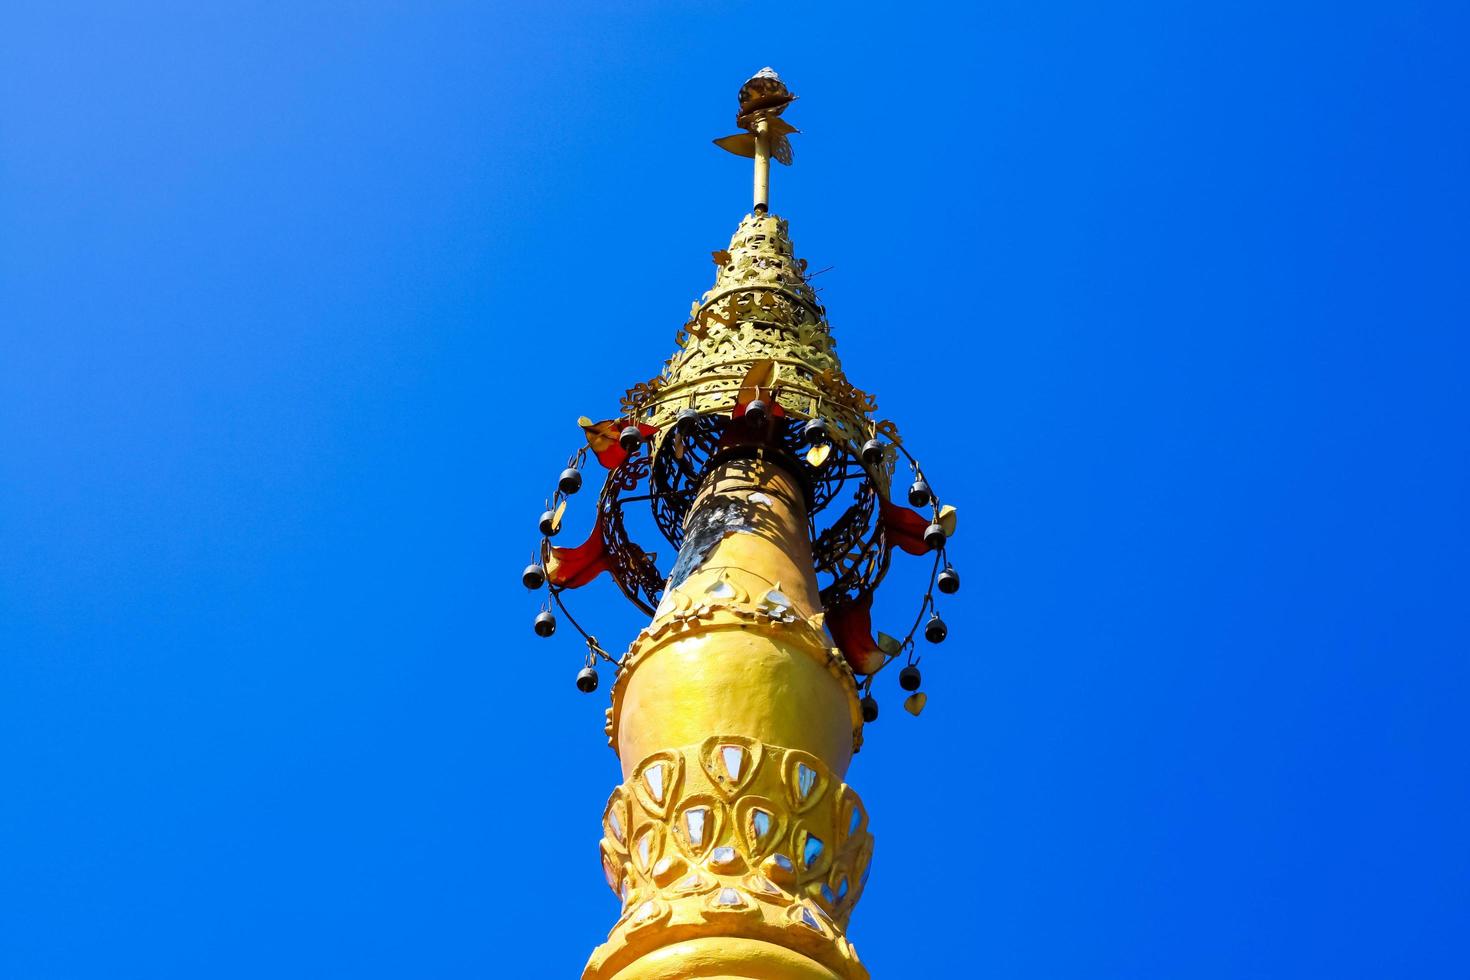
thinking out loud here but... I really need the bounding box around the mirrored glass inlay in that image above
[636,831,651,869]
[716,887,741,906]
[652,857,673,877]
[643,763,666,803]
[608,808,624,843]
[749,875,779,894]
[603,859,619,890]
[678,874,704,891]
[762,588,791,609]
[710,845,736,865]
[634,900,656,922]
[802,833,824,867]
[821,883,836,903]
[752,809,772,839]
[720,745,744,781]
[796,764,817,799]
[748,492,773,506]
[705,578,736,599]
[800,907,822,931]
[621,880,630,903]
[772,853,793,873]
[685,807,708,848]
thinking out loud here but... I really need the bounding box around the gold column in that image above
[584,454,870,980]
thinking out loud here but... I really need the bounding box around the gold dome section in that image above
[621,213,891,496]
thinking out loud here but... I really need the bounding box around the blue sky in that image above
[2,2,1467,977]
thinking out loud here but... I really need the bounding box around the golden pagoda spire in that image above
[521,69,963,980]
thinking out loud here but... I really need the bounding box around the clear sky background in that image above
[3,2,1467,977]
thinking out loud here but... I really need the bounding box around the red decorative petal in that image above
[580,419,660,470]
[880,500,931,557]
[828,593,885,675]
[546,525,613,589]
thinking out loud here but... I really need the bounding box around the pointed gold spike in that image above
[766,117,799,137]
[714,133,757,158]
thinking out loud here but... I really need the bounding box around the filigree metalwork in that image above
[597,453,664,616]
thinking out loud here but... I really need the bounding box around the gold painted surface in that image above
[609,457,862,770]
[589,455,869,978]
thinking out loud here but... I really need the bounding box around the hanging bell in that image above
[860,694,879,722]
[558,467,582,495]
[745,399,769,425]
[924,613,947,644]
[538,510,558,537]
[803,418,829,445]
[908,479,932,508]
[576,665,599,693]
[899,664,922,691]
[937,566,961,594]
[676,408,699,435]
[923,522,947,551]
[861,439,885,466]
[534,610,557,637]
[619,425,643,454]
[521,562,546,590]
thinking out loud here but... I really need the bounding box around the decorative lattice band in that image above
[585,737,872,980]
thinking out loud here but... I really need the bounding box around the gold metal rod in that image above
[753,116,771,211]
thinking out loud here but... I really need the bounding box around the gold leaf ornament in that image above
[875,632,902,657]
[736,358,778,406]
[937,504,957,538]
[551,499,567,535]
[904,693,927,716]
[805,443,831,468]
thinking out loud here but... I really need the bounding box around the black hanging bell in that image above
[861,439,885,466]
[745,399,769,425]
[576,665,599,693]
[899,664,922,691]
[924,614,947,644]
[861,694,879,722]
[803,418,829,445]
[558,467,582,495]
[908,479,932,508]
[538,510,558,537]
[619,425,643,454]
[534,610,557,637]
[937,566,961,594]
[676,408,699,435]
[522,562,546,590]
[923,522,947,551]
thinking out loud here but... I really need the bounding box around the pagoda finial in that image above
[714,68,798,213]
